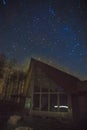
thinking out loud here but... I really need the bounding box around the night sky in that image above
[0,0,87,80]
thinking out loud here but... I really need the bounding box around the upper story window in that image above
[50,85,64,93]
[34,85,40,92]
[41,87,48,92]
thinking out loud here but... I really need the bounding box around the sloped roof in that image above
[29,58,80,93]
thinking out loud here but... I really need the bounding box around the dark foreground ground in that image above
[0,116,75,130]
[0,101,87,130]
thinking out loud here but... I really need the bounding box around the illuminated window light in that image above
[54,105,58,108]
[59,105,68,109]
[54,105,68,108]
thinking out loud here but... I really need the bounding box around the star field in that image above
[0,0,87,80]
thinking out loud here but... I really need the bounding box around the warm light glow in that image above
[54,105,58,108]
[54,105,68,108]
[59,105,68,108]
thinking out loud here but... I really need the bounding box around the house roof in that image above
[28,58,81,93]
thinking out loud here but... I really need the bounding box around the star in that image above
[0,0,87,80]
[2,0,6,5]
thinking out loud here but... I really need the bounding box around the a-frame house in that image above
[24,58,87,122]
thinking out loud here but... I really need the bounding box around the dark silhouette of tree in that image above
[0,54,7,78]
[1,57,19,101]
[10,70,25,102]
[0,54,26,103]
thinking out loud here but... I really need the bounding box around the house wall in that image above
[78,94,87,120]
[75,82,87,121]
[71,92,87,123]
[71,94,80,122]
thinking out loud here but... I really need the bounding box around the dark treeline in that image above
[0,53,26,102]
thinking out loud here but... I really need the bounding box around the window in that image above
[34,85,40,92]
[41,87,48,92]
[33,94,40,110]
[59,94,68,112]
[41,94,48,111]
[57,86,64,92]
[50,94,58,111]
[50,88,57,92]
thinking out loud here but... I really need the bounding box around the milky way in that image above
[0,0,87,80]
